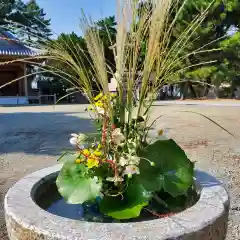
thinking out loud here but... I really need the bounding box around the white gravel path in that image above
[0,104,240,239]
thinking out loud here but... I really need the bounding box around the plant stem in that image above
[101,114,108,155]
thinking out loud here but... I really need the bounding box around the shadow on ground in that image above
[0,112,94,156]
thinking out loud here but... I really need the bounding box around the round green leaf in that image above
[104,203,148,219]
[138,139,194,197]
[57,152,78,163]
[100,182,151,220]
[56,162,101,204]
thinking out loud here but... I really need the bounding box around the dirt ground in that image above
[0,104,240,239]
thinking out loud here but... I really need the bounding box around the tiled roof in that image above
[0,31,36,56]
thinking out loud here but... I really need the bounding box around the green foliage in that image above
[56,138,195,220]
[46,32,90,89]
[50,1,202,220]
[96,16,116,73]
[56,159,101,204]
[185,66,217,80]
[57,151,77,163]
[221,32,240,52]
[135,0,240,96]
[174,0,240,95]
[18,0,51,44]
[5,1,216,221]
[0,0,51,45]
[100,182,150,219]
[45,16,117,94]
[0,0,15,25]
[138,140,194,197]
[96,16,117,45]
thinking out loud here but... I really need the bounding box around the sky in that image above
[23,0,116,36]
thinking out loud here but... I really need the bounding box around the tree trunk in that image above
[231,78,235,98]
[179,82,187,100]
[188,82,197,98]
[215,85,220,98]
[203,79,211,97]
[203,85,209,97]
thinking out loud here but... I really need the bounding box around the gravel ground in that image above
[0,104,240,239]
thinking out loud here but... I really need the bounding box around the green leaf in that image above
[56,161,101,204]
[100,182,151,219]
[106,203,148,219]
[138,139,194,197]
[57,151,77,163]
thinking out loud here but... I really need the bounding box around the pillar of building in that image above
[24,63,28,97]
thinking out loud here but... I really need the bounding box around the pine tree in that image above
[0,0,51,45]
[20,0,51,45]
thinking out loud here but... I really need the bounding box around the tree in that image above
[0,0,51,45]
[170,0,240,98]
[47,32,90,89]
[47,16,117,89]
[96,16,117,45]
[220,32,240,96]
[137,0,240,98]
[0,0,15,25]
[95,16,117,73]
[17,0,51,45]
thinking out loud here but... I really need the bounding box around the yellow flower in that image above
[87,158,99,168]
[82,149,90,157]
[93,151,102,157]
[111,93,117,98]
[95,101,104,108]
[97,144,102,149]
[75,158,83,164]
[94,93,103,101]
[102,95,107,101]
[88,105,94,111]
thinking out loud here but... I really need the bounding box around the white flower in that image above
[96,106,105,115]
[112,128,125,146]
[119,155,140,167]
[147,127,169,141]
[124,165,140,175]
[129,155,140,165]
[106,176,124,183]
[156,129,168,140]
[69,133,87,147]
[69,133,78,146]
[119,156,129,166]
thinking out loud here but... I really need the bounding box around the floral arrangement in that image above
[56,91,195,220]
[1,0,228,221]
[52,0,228,221]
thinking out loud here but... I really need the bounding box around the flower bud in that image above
[75,159,81,164]
[150,162,155,166]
